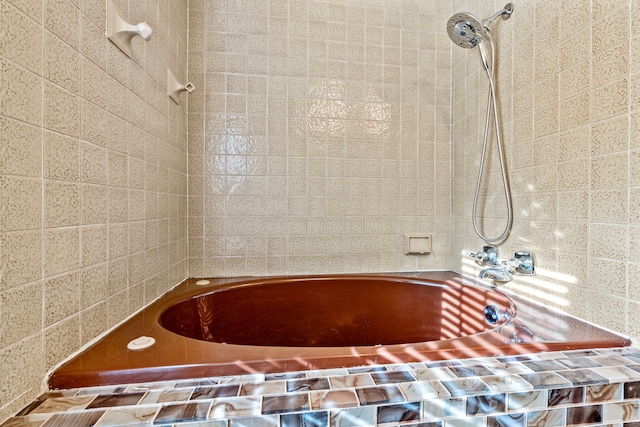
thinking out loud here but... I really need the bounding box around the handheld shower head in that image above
[446,4,514,49]
[447,12,484,49]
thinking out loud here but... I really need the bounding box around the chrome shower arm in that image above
[482,3,514,28]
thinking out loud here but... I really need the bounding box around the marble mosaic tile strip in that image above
[423,397,466,420]
[424,360,463,368]
[588,354,633,366]
[625,382,640,399]
[153,402,211,425]
[483,362,533,376]
[564,350,601,358]
[412,368,457,382]
[41,410,106,427]
[201,420,230,427]
[266,373,306,381]
[495,355,535,363]
[488,412,525,427]
[466,394,506,416]
[191,385,240,400]
[30,396,96,414]
[280,411,328,427]
[0,416,46,427]
[448,366,495,378]
[565,404,602,425]
[355,386,405,406]
[548,387,584,407]
[287,378,331,392]
[526,407,565,427]
[506,390,546,412]
[521,360,567,373]
[94,406,159,426]
[87,392,146,409]
[262,394,310,415]
[558,369,609,386]
[557,357,603,369]
[241,382,287,397]
[329,374,375,389]
[348,367,387,374]
[402,423,442,427]
[517,372,572,389]
[75,386,128,396]
[386,363,424,372]
[376,402,420,425]
[180,380,222,388]
[37,391,77,399]
[304,369,349,378]
[14,401,46,417]
[398,381,451,401]
[8,347,640,427]
[208,397,262,420]
[328,406,376,426]
[602,401,640,424]
[440,378,491,397]
[482,376,533,394]
[229,415,278,427]
[369,371,416,385]
[592,366,640,383]
[624,355,640,364]
[586,384,623,403]
[127,382,178,392]
[309,390,359,410]
[139,388,195,405]
[216,374,266,385]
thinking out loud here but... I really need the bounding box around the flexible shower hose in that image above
[472,33,513,243]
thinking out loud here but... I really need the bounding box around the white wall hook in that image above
[106,0,153,57]
[167,68,195,104]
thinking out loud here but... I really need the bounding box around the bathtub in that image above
[49,271,630,389]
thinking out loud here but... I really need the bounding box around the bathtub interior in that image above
[48,271,631,390]
[158,275,515,347]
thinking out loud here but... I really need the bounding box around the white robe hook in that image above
[106,0,153,57]
[167,68,195,105]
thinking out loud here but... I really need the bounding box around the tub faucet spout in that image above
[478,266,512,284]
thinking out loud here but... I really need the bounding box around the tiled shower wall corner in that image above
[186,0,453,277]
[451,1,640,343]
[0,0,189,419]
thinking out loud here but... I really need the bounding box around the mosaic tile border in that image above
[5,347,640,426]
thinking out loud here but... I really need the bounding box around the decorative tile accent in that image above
[191,385,240,400]
[262,394,310,415]
[309,390,359,410]
[441,378,492,397]
[209,397,262,420]
[287,378,331,392]
[355,386,405,406]
[86,392,145,409]
[5,348,640,427]
[153,402,210,425]
[517,372,573,389]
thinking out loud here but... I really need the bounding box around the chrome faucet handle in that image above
[502,251,535,275]
[467,245,499,265]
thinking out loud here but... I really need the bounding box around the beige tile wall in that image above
[187,0,453,277]
[0,0,188,419]
[451,0,640,341]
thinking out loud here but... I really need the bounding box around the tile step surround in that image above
[4,347,640,427]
